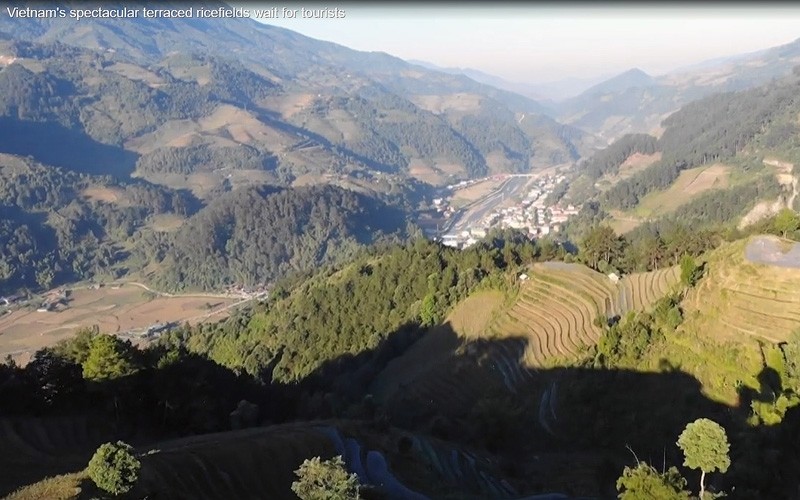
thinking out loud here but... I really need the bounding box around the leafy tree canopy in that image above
[87,440,141,495]
[291,455,360,500]
[81,334,140,382]
[616,461,691,500]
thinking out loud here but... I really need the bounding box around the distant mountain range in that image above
[554,37,800,144]
[0,2,588,190]
[407,59,611,102]
[415,36,800,147]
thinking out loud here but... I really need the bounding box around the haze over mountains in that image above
[554,37,800,143]
[418,36,800,146]
[407,59,613,103]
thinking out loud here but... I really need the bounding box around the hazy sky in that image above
[248,4,800,84]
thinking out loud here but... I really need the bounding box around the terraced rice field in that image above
[379,262,680,433]
[613,266,681,316]
[135,422,514,500]
[0,416,114,496]
[408,434,517,498]
[136,426,337,500]
[488,263,680,366]
[687,237,800,343]
[379,334,543,429]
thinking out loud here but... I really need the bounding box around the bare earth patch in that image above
[739,158,797,229]
[291,173,323,187]
[436,161,464,176]
[126,105,293,155]
[149,213,185,232]
[599,152,663,189]
[618,152,661,176]
[408,159,444,185]
[484,150,516,173]
[739,199,786,229]
[683,163,730,195]
[608,214,643,234]
[106,62,165,87]
[447,291,505,339]
[261,93,316,118]
[451,179,505,204]
[80,186,123,204]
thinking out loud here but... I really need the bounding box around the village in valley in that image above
[426,172,580,250]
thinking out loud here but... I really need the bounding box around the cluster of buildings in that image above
[440,175,579,249]
[223,284,270,299]
[117,321,175,342]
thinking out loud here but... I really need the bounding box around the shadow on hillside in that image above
[0,117,138,177]
[251,109,400,174]
[3,321,800,498]
[297,321,800,498]
[0,350,294,496]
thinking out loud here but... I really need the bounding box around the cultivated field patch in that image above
[0,286,237,364]
[633,164,731,217]
[408,158,445,185]
[105,62,165,87]
[450,179,505,205]
[80,186,124,204]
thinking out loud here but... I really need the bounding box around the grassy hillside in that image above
[686,236,800,344]
[0,415,114,497]
[594,235,800,407]
[7,421,519,500]
[629,164,731,217]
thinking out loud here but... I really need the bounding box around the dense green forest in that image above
[0,156,199,293]
[135,143,277,175]
[148,184,410,291]
[452,105,531,173]
[583,133,658,180]
[0,153,420,295]
[297,92,488,176]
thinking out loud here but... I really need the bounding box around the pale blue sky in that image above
[241,4,800,84]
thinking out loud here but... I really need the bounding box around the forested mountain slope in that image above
[0,153,198,294]
[565,70,800,234]
[148,184,409,291]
